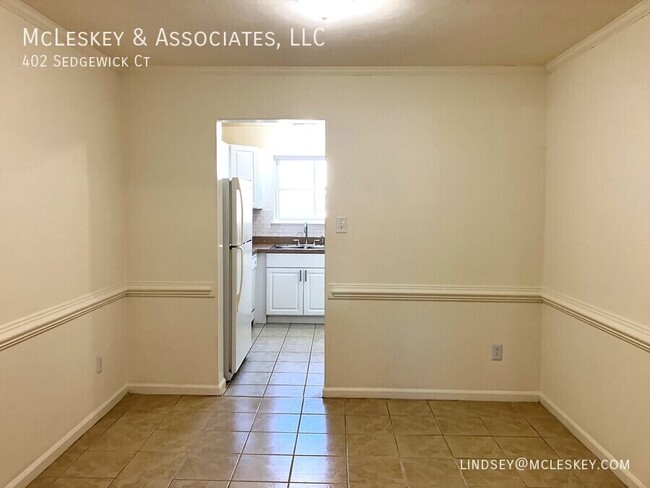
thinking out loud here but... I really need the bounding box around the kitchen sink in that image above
[271,244,325,250]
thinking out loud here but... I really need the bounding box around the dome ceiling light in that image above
[293,0,387,22]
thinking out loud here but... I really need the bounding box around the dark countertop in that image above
[253,244,325,255]
[252,236,325,255]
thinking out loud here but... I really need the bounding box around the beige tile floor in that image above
[30,323,626,488]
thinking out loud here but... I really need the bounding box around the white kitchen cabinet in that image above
[303,268,325,315]
[266,268,303,315]
[229,144,264,209]
[266,253,325,318]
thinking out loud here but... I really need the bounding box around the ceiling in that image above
[21,0,641,67]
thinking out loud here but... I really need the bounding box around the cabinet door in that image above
[230,145,263,209]
[303,268,325,316]
[230,145,255,181]
[266,268,303,315]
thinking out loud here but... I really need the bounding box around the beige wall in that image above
[121,68,547,396]
[0,5,126,487]
[542,14,650,486]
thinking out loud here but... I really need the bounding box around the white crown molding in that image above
[540,288,650,353]
[123,65,547,76]
[328,283,543,303]
[324,387,539,402]
[540,393,645,488]
[0,0,112,63]
[0,281,215,351]
[546,0,650,72]
[7,384,129,488]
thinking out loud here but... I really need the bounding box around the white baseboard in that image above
[266,316,324,324]
[7,384,129,488]
[323,387,539,402]
[540,393,645,488]
[128,381,226,396]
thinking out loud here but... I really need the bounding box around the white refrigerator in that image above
[222,177,253,380]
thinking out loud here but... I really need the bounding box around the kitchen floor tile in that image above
[173,395,220,412]
[191,430,248,454]
[348,456,403,484]
[269,372,308,385]
[175,453,239,481]
[252,413,301,432]
[347,434,399,457]
[258,397,304,414]
[345,415,393,435]
[481,415,538,437]
[436,416,489,436]
[140,429,200,452]
[243,432,297,455]
[169,481,229,488]
[302,398,345,415]
[392,416,441,435]
[495,436,558,460]
[395,434,452,458]
[117,451,186,480]
[232,455,293,482]
[299,415,346,434]
[401,457,465,486]
[290,456,347,484]
[63,451,132,479]
[344,399,388,416]
[108,479,171,488]
[295,433,346,456]
[273,362,310,373]
[444,435,506,458]
[387,400,433,417]
[214,397,261,413]
[204,411,256,432]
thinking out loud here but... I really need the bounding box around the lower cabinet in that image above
[266,253,325,317]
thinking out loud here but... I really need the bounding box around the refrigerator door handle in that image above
[237,185,244,244]
[234,246,244,308]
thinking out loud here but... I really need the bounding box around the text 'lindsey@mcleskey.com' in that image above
[459,458,630,472]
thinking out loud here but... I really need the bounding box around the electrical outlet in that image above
[96,356,103,374]
[491,344,503,361]
[336,216,347,233]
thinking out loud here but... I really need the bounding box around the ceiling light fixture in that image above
[294,0,385,21]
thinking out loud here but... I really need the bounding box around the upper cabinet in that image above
[229,144,264,209]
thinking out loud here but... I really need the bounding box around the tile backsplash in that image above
[253,209,325,238]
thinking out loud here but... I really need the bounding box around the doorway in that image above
[216,119,327,397]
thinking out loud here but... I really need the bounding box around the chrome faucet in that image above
[303,223,309,245]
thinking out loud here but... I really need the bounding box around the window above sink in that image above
[274,156,326,223]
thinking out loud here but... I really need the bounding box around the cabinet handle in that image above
[304,269,307,281]
[299,270,302,282]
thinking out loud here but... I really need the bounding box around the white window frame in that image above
[273,155,326,224]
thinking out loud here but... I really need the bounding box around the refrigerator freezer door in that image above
[230,241,253,374]
[230,177,253,245]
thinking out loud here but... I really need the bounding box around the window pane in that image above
[277,190,315,220]
[315,190,326,219]
[277,160,315,189]
[315,160,327,189]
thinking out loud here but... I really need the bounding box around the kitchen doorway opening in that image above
[216,119,327,398]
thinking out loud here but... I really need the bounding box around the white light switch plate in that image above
[336,216,347,233]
